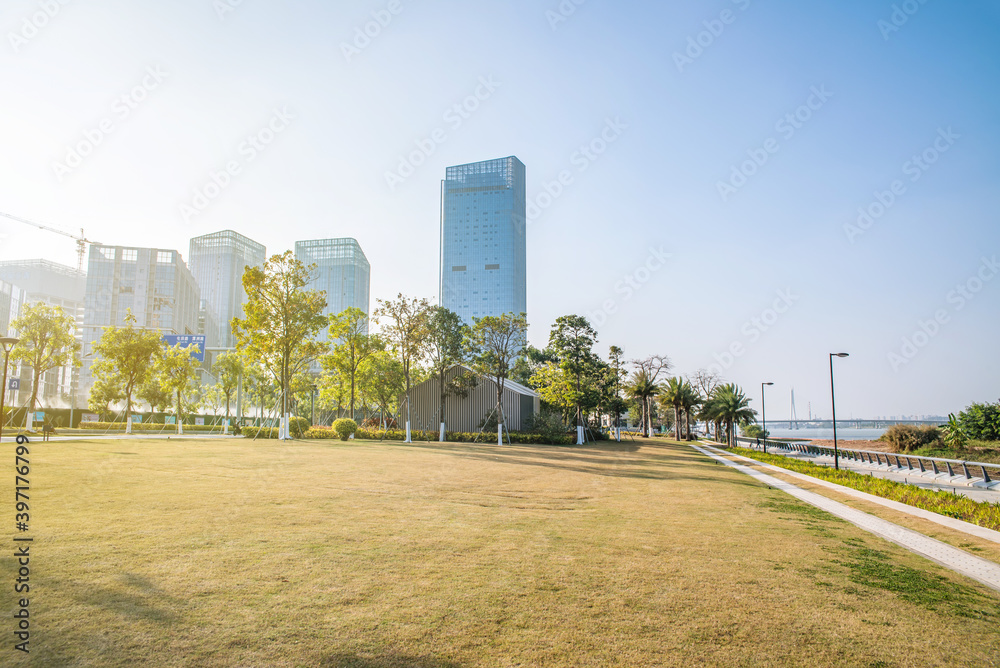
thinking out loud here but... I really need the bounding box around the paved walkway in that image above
[741,442,1000,503]
[691,442,1000,594]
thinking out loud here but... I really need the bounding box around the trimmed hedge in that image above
[79,422,227,433]
[301,426,576,445]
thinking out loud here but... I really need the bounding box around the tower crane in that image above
[0,210,101,272]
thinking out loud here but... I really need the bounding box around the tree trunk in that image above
[674,406,681,441]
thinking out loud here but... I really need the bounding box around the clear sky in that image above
[1,0,998,420]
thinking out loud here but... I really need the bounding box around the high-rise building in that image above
[79,246,201,404]
[295,238,371,338]
[439,156,526,323]
[0,279,26,338]
[0,260,86,409]
[188,230,266,350]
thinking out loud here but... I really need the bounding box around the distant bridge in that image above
[765,419,944,429]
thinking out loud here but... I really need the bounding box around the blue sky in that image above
[1,0,997,419]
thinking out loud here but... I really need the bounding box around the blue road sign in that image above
[163,335,206,361]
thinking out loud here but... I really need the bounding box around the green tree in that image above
[679,381,701,440]
[374,294,431,440]
[547,315,599,441]
[705,383,756,445]
[138,374,172,418]
[155,343,202,433]
[90,310,164,430]
[607,346,628,438]
[212,352,243,429]
[957,401,1000,442]
[232,251,328,438]
[9,302,81,424]
[425,306,470,440]
[625,370,658,437]
[325,307,381,418]
[88,375,122,421]
[469,312,528,442]
[659,377,686,441]
[630,355,672,437]
[358,350,405,429]
[530,362,575,421]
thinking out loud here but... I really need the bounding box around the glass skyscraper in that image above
[439,156,526,323]
[188,230,266,349]
[295,238,371,338]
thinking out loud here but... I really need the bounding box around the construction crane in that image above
[0,210,101,272]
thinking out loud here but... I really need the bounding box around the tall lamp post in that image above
[829,353,850,470]
[761,382,773,453]
[1,337,20,443]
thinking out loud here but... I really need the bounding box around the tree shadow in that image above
[318,652,462,667]
[70,573,184,625]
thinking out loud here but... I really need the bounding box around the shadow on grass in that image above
[319,653,461,668]
[388,439,762,487]
[72,573,184,625]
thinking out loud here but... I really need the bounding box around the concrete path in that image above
[744,442,1000,502]
[691,442,1000,594]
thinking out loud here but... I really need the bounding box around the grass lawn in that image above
[5,437,1000,666]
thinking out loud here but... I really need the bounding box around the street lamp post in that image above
[829,353,850,470]
[761,382,773,453]
[1,337,20,443]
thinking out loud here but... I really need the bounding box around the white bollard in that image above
[405,421,412,443]
[577,425,584,445]
[440,422,446,442]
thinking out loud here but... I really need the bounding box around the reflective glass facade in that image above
[440,156,526,323]
[189,230,266,349]
[295,238,370,339]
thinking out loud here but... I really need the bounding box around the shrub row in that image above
[728,446,1000,532]
[79,422,227,433]
[245,424,575,445]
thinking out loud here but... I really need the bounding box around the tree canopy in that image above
[9,302,81,418]
[233,251,328,423]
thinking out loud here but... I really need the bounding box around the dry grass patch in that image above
[3,437,999,666]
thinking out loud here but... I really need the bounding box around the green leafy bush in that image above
[880,424,941,453]
[741,425,768,439]
[333,418,358,441]
[524,410,569,441]
[958,401,1000,441]
[289,417,310,439]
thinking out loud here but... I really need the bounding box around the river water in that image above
[766,427,887,441]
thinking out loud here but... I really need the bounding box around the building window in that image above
[452,266,467,272]
[157,251,173,264]
[122,249,138,262]
[485,264,500,270]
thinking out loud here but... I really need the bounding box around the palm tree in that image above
[679,381,702,440]
[625,370,658,437]
[660,377,685,441]
[711,383,757,445]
